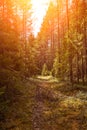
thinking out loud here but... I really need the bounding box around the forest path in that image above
[31,76,87,130]
[1,76,87,130]
[32,77,58,130]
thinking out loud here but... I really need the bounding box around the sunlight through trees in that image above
[0,0,87,129]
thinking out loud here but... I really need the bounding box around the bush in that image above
[41,63,49,76]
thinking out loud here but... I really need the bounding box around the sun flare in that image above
[31,0,50,35]
[32,0,49,13]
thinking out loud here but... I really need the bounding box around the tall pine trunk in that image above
[57,0,61,76]
[66,0,73,83]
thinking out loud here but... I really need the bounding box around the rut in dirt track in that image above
[32,81,53,130]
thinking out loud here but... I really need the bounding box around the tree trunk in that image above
[57,0,61,76]
[66,0,73,83]
[81,50,85,84]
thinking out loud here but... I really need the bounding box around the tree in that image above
[42,63,49,76]
[37,0,87,84]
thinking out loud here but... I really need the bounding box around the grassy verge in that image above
[0,80,36,130]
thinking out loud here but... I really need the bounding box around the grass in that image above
[32,76,87,130]
[0,80,36,130]
[37,75,59,82]
[0,76,87,130]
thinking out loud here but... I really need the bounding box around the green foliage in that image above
[0,0,87,128]
[52,54,59,77]
[0,0,35,126]
[41,63,49,76]
[52,53,63,78]
[37,0,87,83]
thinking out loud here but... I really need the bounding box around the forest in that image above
[0,0,87,130]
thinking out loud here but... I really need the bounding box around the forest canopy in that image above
[0,0,87,94]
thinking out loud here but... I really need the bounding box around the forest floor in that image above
[0,76,87,130]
